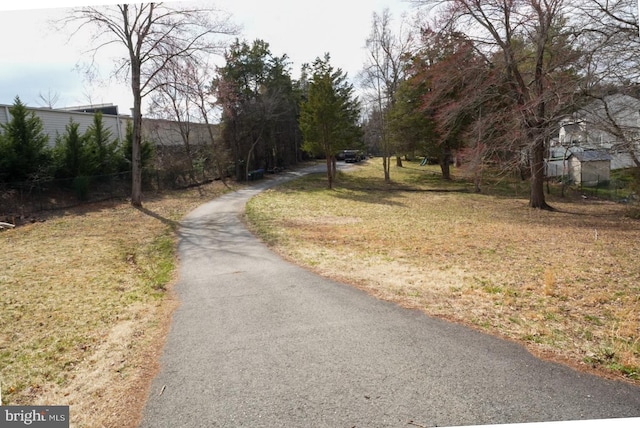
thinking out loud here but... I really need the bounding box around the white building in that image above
[0,103,128,147]
[555,94,640,171]
[0,103,219,150]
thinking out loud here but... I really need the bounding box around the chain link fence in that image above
[1,165,225,223]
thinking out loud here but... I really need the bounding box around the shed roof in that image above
[569,150,612,162]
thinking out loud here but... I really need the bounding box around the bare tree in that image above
[147,58,207,185]
[580,0,640,86]
[580,94,640,168]
[37,89,60,109]
[60,3,237,206]
[578,1,640,169]
[413,0,584,209]
[360,8,414,182]
[183,61,232,184]
[151,57,233,183]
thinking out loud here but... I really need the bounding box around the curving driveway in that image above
[140,165,640,427]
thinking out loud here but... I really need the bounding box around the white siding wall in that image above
[611,153,638,170]
[0,105,10,124]
[0,104,127,148]
[142,118,218,147]
[1,104,221,151]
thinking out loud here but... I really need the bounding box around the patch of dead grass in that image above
[0,180,237,427]
[246,160,640,384]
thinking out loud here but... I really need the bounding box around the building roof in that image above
[0,102,122,117]
[60,104,120,116]
[569,150,612,162]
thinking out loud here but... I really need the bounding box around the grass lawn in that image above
[246,158,640,384]
[1,158,638,427]
[0,180,238,427]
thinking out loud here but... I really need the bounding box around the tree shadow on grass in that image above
[330,185,474,207]
[135,206,180,231]
[267,164,492,207]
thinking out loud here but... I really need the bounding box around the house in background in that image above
[545,145,570,178]
[552,94,640,173]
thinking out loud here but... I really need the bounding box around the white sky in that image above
[0,0,419,114]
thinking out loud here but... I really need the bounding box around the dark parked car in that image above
[343,150,363,163]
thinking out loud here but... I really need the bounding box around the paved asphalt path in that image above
[140,165,640,427]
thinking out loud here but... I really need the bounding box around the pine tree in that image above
[299,54,361,188]
[0,96,50,182]
[120,120,154,173]
[84,112,120,175]
[53,118,87,179]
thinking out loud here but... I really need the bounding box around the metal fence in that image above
[577,179,636,202]
[0,166,224,221]
[0,172,132,218]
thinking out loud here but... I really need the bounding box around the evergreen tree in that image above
[213,39,301,180]
[299,54,362,188]
[0,131,10,181]
[52,118,88,179]
[84,112,121,175]
[120,120,154,173]
[0,96,50,182]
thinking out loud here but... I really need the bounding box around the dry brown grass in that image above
[246,159,640,384]
[0,180,238,427]
[2,159,637,428]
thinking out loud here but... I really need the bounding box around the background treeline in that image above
[4,0,640,211]
[357,1,640,209]
[168,39,365,184]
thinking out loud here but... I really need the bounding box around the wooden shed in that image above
[568,150,612,186]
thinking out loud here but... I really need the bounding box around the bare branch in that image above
[57,2,239,206]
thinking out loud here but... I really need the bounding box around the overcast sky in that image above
[0,0,419,114]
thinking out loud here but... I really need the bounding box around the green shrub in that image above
[73,176,91,201]
[0,96,51,182]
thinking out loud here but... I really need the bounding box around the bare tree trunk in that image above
[440,147,452,180]
[181,126,196,184]
[326,155,333,189]
[383,156,391,182]
[205,125,226,185]
[197,96,227,184]
[440,161,450,180]
[529,141,552,210]
[396,156,403,167]
[245,131,263,181]
[131,62,143,207]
